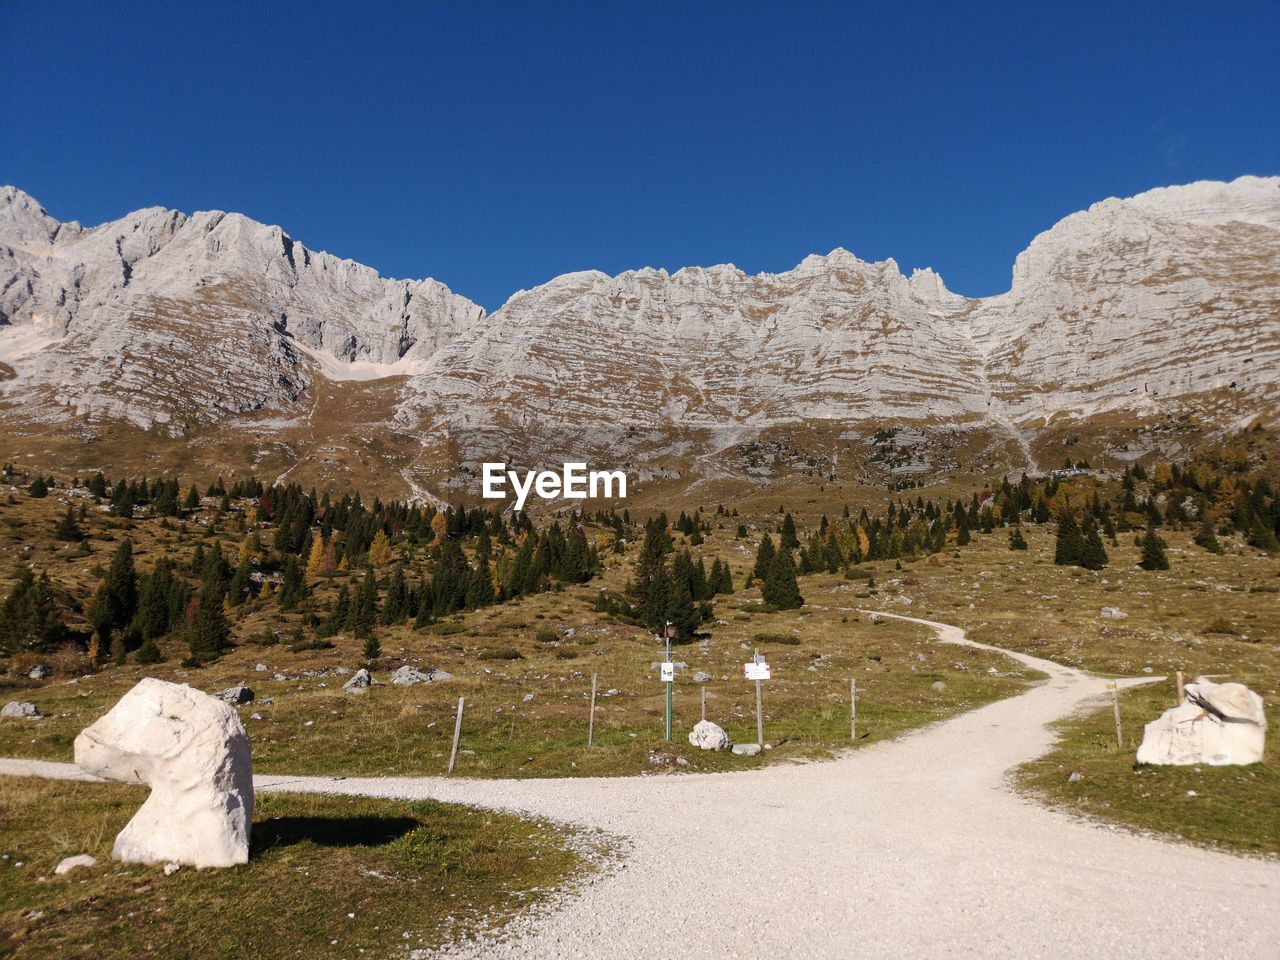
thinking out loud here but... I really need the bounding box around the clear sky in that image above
[3,2,1277,311]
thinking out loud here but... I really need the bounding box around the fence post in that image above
[701,684,707,723]
[1109,683,1122,748]
[850,678,857,742]
[588,673,598,748]
[448,696,465,773]
[1175,670,1185,704]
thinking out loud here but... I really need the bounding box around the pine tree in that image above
[0,569,65,653]
[349,568,378,638]
[779,513,799,549]
[1193,514,1222,554]
[382,566,409,623]
[1138,525,1170,571]
[188,584,231,663]
[27,476,48,498]
[1080,519,1109,570]
[227,559,251,606]
[1008,528,1028,551]
[750,534,775,585]
[54,504,84,541]
[361,631,381,663]
[184,486,200,510]
[761,548,803,610]
[1053,514,1084,566]
[277,554,306,611]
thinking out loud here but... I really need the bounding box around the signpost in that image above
[744,649,770,747]
[662,621,675,741]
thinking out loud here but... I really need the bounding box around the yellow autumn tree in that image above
[305,535,328,580]
[368,529,393,566]
[430,512,448,544]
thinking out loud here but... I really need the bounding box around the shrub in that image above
[534,627,559,644]
[479,647,523,660]
[753,632,800,645]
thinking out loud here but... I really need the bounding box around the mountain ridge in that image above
[1,176,1277,497]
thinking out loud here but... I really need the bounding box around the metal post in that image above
[850,678,857,742]
[1175,670,1185,704]
[754,648,764,748]
[665,630,672,742]
[701,684,707,723]
[588,673,598,748]
[1109,682,1122,748]
[448,696,465,773]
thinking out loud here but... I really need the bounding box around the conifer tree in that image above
[277,555,306,611]
[750,534,776,585]
[779,513,799,549]
[188,584,231,663]
[368,529,393,566]
[1138,525,1170,571]
[1008,528,1028,550]
[1193,514,1223,554]
[761,548,803,610]
[1053,513,1084,566]
[350,568,379,638]
[227,559,251,606]
[1079,519,1108,570]
[305,534,329,580]
[54,504,84,541]
[382,566,409,624]
[27,476,48,498]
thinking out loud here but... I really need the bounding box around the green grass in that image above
[1014,681,1280,856]
[0,777,588,959]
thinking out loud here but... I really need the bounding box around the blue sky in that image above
[3,2,1277,310]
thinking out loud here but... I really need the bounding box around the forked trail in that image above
[4,613,1277,958]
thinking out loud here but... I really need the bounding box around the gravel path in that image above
[4,612,1277,958]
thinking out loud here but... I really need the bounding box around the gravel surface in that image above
[4,612,1277,958]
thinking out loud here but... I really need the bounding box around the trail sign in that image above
[660,662,675,683]
[744,661,771,681]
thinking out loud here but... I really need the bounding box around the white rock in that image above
[390,666,447,686]
[217,685,254,704]
[1,701,39,718]
[255,663,268,672]
[164,862,181,876]
[27,664,51,680]
[730,743,761,757]
[688,720,730,751]
[1136,678,1267,766]
[931,681,947,693]
[54,854,97,875]
[73,678,254,868]
[1100,607,1128,619]
[343,668,372,693]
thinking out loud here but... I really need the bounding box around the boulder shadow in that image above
[251,815,420,855]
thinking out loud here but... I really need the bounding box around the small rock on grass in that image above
[54,854,96,875]
[1,701,39,719]
[731,743,761,757]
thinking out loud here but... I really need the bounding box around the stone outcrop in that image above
[73,678,254,868]
[1136,678,1267,766]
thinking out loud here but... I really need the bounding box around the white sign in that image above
[744,662,772,681]
[660,662,675,683]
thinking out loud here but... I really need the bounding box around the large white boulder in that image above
[688,720,731,751]
[1136,678,1267,766]
[73,678,254,868]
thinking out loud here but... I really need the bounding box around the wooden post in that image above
[448,696,465,773]
[754,648,764,748]
[850,678,857,742]
[588,673,598,748]
[1109,682,1122,748]
[1175,670,1185,704]
[701,685,707,723]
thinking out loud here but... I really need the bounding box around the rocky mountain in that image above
[0,176,1276,497]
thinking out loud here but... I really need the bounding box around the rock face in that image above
[1136,678,1267,766]
[688,720,731,751]
[1,177,1277,487]
[73,678,254,868]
